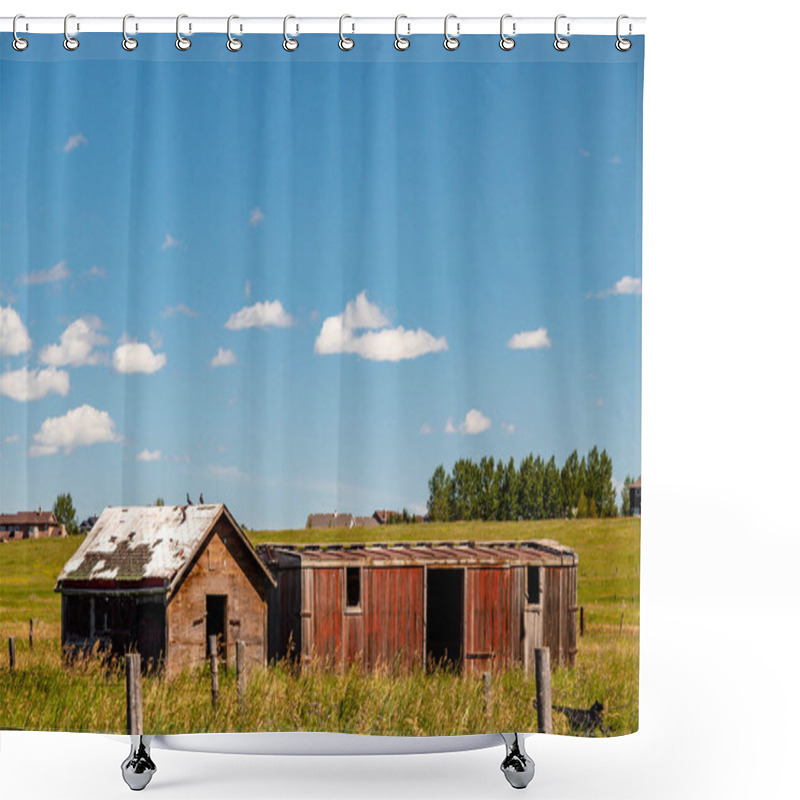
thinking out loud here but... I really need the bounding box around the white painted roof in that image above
[57,504,225,585]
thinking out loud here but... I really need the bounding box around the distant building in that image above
[56,504,275,676]
[0,509,66,542]
[372,509,399,525]
[306,512,357,530]
[629,480,641,516]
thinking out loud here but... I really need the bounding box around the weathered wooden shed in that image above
[258,540,578,673]
[56,504,275,677]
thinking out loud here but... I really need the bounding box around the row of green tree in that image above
[427,446,621,522]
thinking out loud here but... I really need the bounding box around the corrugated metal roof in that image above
[258,540,577,568]
[57,504,225,585]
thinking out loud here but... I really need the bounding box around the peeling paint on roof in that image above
[57,504,224,585]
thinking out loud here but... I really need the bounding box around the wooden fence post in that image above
[29,619,34,649]
[236,640,246,712]
[579,606,585,637]
[125,653,143,736]
[534,647,552,734]
[482,671,492,716]
[619,611,624,635]
[8,637,16,671]
[209,635,219,710]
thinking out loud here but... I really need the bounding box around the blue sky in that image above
[0,34,643,528]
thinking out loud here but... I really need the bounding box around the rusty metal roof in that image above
[57,504,226,586]
[258,540,577,568]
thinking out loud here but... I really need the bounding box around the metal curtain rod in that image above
[0,16,645,36]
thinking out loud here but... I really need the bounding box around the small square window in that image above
[526,566,541,605]
[346,567,361,608]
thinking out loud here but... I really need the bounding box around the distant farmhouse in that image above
[306,509,425,529]
[629,479,641,516]
[0,509,66,542]
[55,504,275,676]
[259,539,578,673]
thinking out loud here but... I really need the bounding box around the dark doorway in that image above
[206,595,227,663]
[426,568,464,668]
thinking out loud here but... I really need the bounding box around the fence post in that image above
[8,637,16,671]
[125,653,143,736]
[482,671,492,716]
[619,611,624,635]
[534,647,552,734]
[236,640,246,712]
[209,635,219,710]
[29,618,34,649]
[579,606,585,637]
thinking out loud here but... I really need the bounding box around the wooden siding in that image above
[309,568,342,667]
[364,566,423,670]
[464,566,524,673]
[166,518,268,678]
[542,566,578,667]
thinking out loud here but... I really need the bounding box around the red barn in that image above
[259,540,578,673]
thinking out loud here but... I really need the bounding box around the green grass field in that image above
[0,518,639,736]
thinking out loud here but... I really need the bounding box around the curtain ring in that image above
[176,14,191,50]
[443,14,460,51]
[499,14,516,51]
[339,15,355,50]
[394,15,410,51]
[553,14,570,51]
[122,14,138,51]
[12,15,28,51]
[227,15,243,51]
[616,15,632,51]
[63,13,79,51]
[283,15,299,51]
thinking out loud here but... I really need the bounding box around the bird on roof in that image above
[199,493,204,504]
[186,493,193,505]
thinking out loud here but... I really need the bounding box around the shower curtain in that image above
[0,30,643,738]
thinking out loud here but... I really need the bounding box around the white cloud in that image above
[225,300,294,330]
[63,133,88,153]
[249,207,265,227]
[588,275,642,299]
[161,303,198,319]
[507,327,552,350]
[83,265,106,280]
[608,155,623,165]
[18,261,70,286]
[3,434,20,444]
[419,423,433,435]
[314,291,448,362]
[210,347,237,368]
[39,316,108,367]
[30,404,120,457]
[0,306,32,355]
[610,276,642,295]
[150,328,163,350]
[136,449,162,462]
[0,366,69,402]
[244,280,252,298]
[445,409,492,435]
[501,422,516,434]
[161,233,179,251]
[578,149,591,158]
[112,340,167,374]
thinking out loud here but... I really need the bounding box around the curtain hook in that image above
[443,14,460,51]
[122,14,138,51]
[553,14,570,51]
[394,14,410,51]
[339,14,355,50]
[63,13,80,51]
[616,15,632,51]
[499,14,516,51]
[12,14,28,51]
[283,15,299,51]
[227,15,243,51]
[176,14,191,51]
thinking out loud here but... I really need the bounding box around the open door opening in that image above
[206,594,227,664]
[426,568,464,669]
